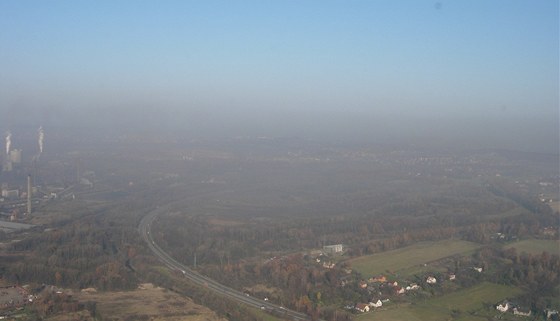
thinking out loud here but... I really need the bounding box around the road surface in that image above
[139,206,313,321]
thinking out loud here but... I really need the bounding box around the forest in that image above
[0,140,558,320]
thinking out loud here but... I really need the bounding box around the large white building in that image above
[1,189,19,199]
[323,244,343,254]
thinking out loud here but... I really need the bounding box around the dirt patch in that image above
[0,286,28,309]
[78,283,226,321]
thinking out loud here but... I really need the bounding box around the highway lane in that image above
[139,207,313,321]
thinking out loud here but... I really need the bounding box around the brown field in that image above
[78,283,226,321]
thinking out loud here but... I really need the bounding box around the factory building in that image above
[1,189,19,199]
[9,149,22,164]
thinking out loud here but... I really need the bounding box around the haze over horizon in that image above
[1,1,558,153]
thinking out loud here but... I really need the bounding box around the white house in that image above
[545,309,558,319]
[496,301,511,312]
[426,276,437,284]
[513,307,531,317]
[369,300,383,308]
[406,283,420,291]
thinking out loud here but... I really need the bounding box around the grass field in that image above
[348,240,480,277]
[505,239,560,255]
[356,282,523,321]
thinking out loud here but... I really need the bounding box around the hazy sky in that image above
[0,1,558,151]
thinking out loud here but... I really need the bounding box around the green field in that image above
[348,240,480,277]
[356,282,523,321]
[505,239,560,255]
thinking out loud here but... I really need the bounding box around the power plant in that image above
[0,127,47,222]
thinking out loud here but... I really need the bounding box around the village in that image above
[311,242,559,320]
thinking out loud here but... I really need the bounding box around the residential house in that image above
[370,275,387,283]
[496,301,511,312]
[369,299,383,308]
[542,227,557,237]
[395,286,405,295]
[513,307,531,317]
[355,303,370,313]
[545,309,559,320]
[426,276,437,284]
[448,274,456,281]
[406,283,420,291]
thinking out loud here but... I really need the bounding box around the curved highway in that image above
[139,206,313,321]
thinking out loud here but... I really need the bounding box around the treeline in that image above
[497,247,560,295]
[152,176,545,267]
[2,200,145,291]
[154,205,557,267]
[487,180,554,215]
[197,253,355,320]
[155,214,466,266]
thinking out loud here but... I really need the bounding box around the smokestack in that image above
[27,175,32,215]
[38,126,44,154]
[5,131,11,156]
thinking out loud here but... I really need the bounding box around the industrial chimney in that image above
[27,175,32,215]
